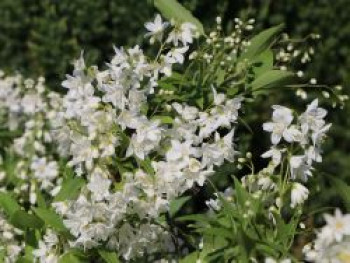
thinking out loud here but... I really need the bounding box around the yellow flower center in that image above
[337,252,350,263]
[335,221,344,230]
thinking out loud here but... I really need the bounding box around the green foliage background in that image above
[0,0,349,212]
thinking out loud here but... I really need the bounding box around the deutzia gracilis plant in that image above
[0,0,345,262]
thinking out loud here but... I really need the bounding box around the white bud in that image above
[297,71,304,78]
[238,158,246,163]
[310,78,317,85]
[322,91,330,98]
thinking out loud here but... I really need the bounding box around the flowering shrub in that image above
[0,1,346,262]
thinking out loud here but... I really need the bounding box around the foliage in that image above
[0,0,349,262]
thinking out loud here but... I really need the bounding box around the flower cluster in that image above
[0,12,340,263]
[50,14,245,259]
[0,212,23,263]
[188,98,332,261]
[304,209,350,262]
[32,230,60,263]
[0,73,62,202]
[261,99,330,207]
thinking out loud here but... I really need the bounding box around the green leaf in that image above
[154,0,204,35]
[251,70,295,91]
[0,249,5,262]
[17,245,35,263]
[169,196,191,217]
[233,177,249,208]
[10,210,44,230]
[35,187,47,208]
[16,257,32,263]
[98,250,120,263]
[139,157,155,176]
[152,115,173,124]
[25,229,38,247]
[200,227,233,239]
[179,252,199,263]
[176,214,211,225]
[241,24,284,60]
[330,177,350,210]
[59,252,82,263]
[0,129,22,138]
[0,192,20,217]
[252,50,274,77]
[53,177,85,202]
[33,208,67,232]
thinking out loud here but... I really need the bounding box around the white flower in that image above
[263,105,294,144]
[290,182,309,208]
[144,14,168,43]
[126,120,162,160]
[166,139,196,166]
[258,176,275,190]
[305,146,322,164]
[164,46,189,64]
[265,258,291,263]
[183,160,213,188]
[172,103,199,121]
[100,83,127,109]
[87,168,112,201]
[33,230,59,263]
[290,155,313,181]
[21,93,44,114]
[201,130,236,167]
[31,158,58,189]
[212,86,226,106]
[110,47,128,66]
[299,99,327,134]
[167,22,197,46]
[206,197,221,211]
[261,147,284,165]
[304,211,350,262]
[311,123,331,146]
[324,209,350,242]
[69,135,99,170]
[198,97,241,139]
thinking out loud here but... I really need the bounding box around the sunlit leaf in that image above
[98,250,120,263]
[154,0,204,34]
[241,24,284,60]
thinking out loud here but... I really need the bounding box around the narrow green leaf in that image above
[233,177,253,212]
[241,24,284,60]
[176,214,211,225]
[33,208,67,232]
[59,252,82,263]
[251,70,295,91]
[169,196,191,217]
[154,0,204,34]
[139,157,155,176]
[0,129,22,138]
[16,257,32,263]
[98,250,120,263]
[200,227,233,239]
[0,249,5,262]
[252,50,274,77]
[17,245,35,263]
[10,210,44,230]
[179,252,199,263]
[35,187,47,208]
[0,192,20,217]
[152,115,173,124]
[25,229,38,247]
[53,177,85,202]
